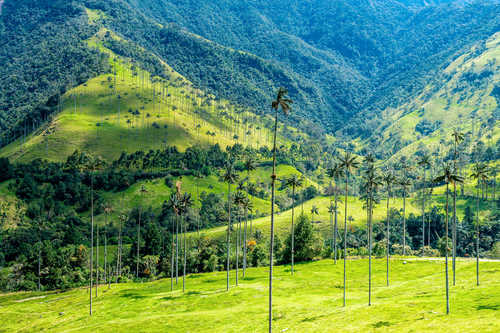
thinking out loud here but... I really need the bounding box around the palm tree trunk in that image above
[445,183,450,315]
[476,184,480,286]
[343,174,348,307]
[136,207,141,278]
[334,190,338,264]
[268,108,278,332]
[171,216,175,291]
[236,213,240,286]
[403,191,406,256]
[243,206,248,278]
[226,182,231,291]
[368,192,373,306]
[330,199,334,250]
[291,186,295,275]
[452,142,458,286]
[116,219,121,283]
[452,180,457,286]
[176,213,179,284]
[422,170,426,251]
[96,223,99,297]
[386,187,390,287]
[183,215,187,293]
[38,221,41,291]
[90,174,94,316]
[104,214,107,286]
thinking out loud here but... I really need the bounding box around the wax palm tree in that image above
[103,203,113,288]
[234,190,246,285]
[244,156,257,180]
[180,192,193,293]
[362,163,381,306]
[470,163,489,286]
[267,87,292,332]
[167,193,181,291]
[241,197,253,278]
[451,129,464,285]
[116,213,126,282]
[136,185,148,278]
[310,205,319,223]
[327,164,344,263]
[337,151,360,307]
[81,153,106,316]
[417,154,431,249]
[283,174,303,274]
[382,170,396,286]
[434,163,463,314]
[222,161,239,291]
[243,156,257,271]
[399,176,412,256]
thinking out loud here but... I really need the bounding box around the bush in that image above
[281,214,318,264]
[418,246,440,257]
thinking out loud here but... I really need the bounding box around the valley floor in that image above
[1,258,499,332]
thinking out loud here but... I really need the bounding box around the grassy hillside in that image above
[373,32,500,162]
[0,26,303,163]
[1,258,499,332]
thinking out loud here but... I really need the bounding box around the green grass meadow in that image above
[1,258,499,332]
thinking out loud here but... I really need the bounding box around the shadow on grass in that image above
[302,314,328,322]
[477,304,500,311]
[120,292,147,300]
[186,291,201,296]
[242,277,259,281]
[373,321,392,328]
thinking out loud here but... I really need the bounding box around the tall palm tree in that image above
[81,153,106,316]
[470,163,489,286]
[434,163,463,314]
[243,156,257,277]
[283,174,303,274]
[103,203,113,288]
[382,170,396,286]
[234,190,246,285]
[417,154,431,250]
[180,192,193,293]
[399,176,412,256]
[327,164,344,264]
[222,161,239,291]
[136,185,148,278]
[338,151,360,307]
[167,193,181,291]
[269,87,292,332]
[241,197,253,278]
[451,129,464,286]
[361,153,380,306]
[116,213,126,282]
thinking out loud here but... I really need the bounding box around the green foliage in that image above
[282,214,318,263]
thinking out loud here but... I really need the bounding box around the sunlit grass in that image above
[1,259,499,332]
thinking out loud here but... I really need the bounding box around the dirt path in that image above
[14,295,46,303]
[404,257,500,262]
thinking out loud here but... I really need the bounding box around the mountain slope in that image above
[3,0,500,147]
[0,23,303,162]
[369,31,500,162]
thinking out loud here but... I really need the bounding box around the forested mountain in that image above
[1,0,500,147]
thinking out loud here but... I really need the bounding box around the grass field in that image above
[1,258,499,332]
